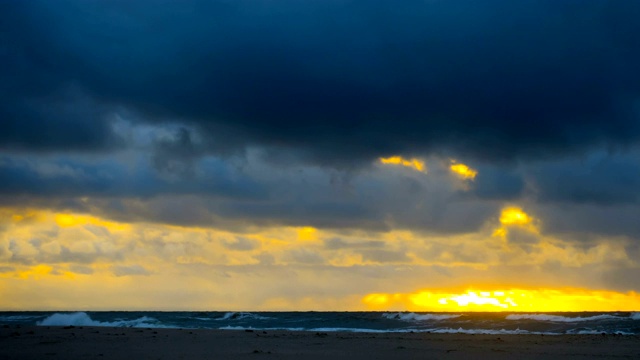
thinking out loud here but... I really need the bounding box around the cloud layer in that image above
[2,1,640,309]
[3,1,640,163]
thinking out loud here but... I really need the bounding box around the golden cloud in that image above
[449,161,477,180]
[379,156,426,173]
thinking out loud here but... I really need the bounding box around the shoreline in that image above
[2,325,640,359]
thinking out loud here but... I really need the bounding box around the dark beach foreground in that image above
[1,326,640,359]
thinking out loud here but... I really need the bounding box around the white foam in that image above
[311,327,392,333]
[506,314,620,323]
[427,327,540,335]
[382,312,461,321]
[630,313,640,320]
[216,312,272,321]
[37,312,161,328]
[218,325,546,335]
[219,325,252,330]
[219,325,308,331]
[220,326,410,333]
[565,329,634,335]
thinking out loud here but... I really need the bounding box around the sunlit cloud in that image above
[499,207,533,226]
[15,264,53,280]
[449,161,477,180]
[493,206,539,238]
[0,206,638,310]
[379,156,426,173]
[297,226,318,242]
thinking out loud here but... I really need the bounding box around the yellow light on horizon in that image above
[379,156,426,173]
[363,288,640,312]
[447,291,513,308]
[363,293,390,307]
[449,162,477,180]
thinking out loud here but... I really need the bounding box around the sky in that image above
[2,0,640,311]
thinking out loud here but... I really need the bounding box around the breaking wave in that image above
[382,312,461,321]
[215,312,272,321]
[565,329,634,335]
[506,314,621,322]
[37,312,162,328]
[220,326,544,335]
[426,327,536,335]
[0,311,631,334]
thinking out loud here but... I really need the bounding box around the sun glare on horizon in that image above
[363,288,640,312]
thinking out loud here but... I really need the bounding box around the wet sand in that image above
[1,325,639,359]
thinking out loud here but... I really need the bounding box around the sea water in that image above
[1,311,639,335]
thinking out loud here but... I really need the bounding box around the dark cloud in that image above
[468,166,524,200]
[0,155,267,200]
[152,127,203,176]
[0,88,122,152]
[527,152,640,205]
[0,0,121,152]
[2,1,640,164]
[0,152,501,233]
[0,156,128,197]
[535,203,640,240]
[3,0,640,240]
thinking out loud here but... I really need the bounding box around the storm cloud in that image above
[2,0,640,164]
[4,1,640,312]
[2,2,640,249]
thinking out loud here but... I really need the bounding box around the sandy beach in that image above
[1,326,639,359]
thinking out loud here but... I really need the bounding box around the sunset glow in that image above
[0,202,635,312]
[449,162,478,180]
[379,156,426,172]
[499,207,533,226]
[493,207,539,238]
[54,213,131,231]
[364,288,640,312]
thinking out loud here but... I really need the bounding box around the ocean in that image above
[0,311,640,335]
[2,311,640,335]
